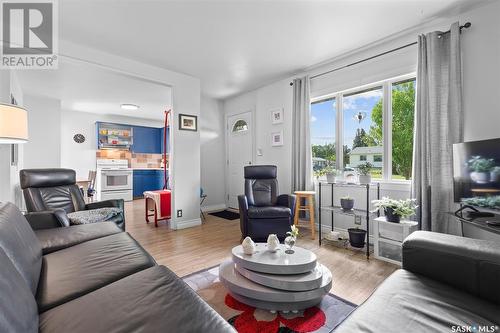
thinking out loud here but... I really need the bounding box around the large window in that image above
[343,86,383,179]
[310,75,416,181]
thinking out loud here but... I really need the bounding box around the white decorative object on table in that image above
[242,236,256,255]
[266,234,280,252]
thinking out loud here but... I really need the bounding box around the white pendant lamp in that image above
[0,103,28,144]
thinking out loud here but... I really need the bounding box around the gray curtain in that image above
[291,76,313,191]
[411,22,463,233]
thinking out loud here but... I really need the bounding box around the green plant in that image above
[357,162,373,176]
[372,197,418,219]
[468,156,495,172]
[286,225,299,238]
[314,169,326,178]
[462,196,500,209]
[324,166,340,175]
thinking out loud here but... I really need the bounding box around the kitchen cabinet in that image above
[96,122,133,149]
[133,170,167,198]
[160,127,170,154]
[131,126,161,154]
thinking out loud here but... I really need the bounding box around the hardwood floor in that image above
[125,199,398,305]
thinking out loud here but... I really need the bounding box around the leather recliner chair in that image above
[238,165,296,241]
[20,168,125,230]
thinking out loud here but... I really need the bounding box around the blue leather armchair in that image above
[238,165,296,241]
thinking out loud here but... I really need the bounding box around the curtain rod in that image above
[290,22,471,85]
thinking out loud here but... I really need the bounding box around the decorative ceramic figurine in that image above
[266,234,280,252]
[241,236,256,255]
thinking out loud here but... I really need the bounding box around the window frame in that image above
[310,73,416,183]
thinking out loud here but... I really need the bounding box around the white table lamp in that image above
[0,103,28,144]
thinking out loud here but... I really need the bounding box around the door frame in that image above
[224,109,255,209]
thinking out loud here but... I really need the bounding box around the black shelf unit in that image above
[318,182,380,259]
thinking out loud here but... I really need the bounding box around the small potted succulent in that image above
[372,197,418,223]
[468,156,495,184]
[357,162,373,185]
[347,227,366,248]
[324,166,340,183]
[340,195,354,211]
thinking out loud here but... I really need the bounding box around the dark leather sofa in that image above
[20,168,125,230]
[0,202,234,333]
[335,231,500,332]
[238,165,296,241]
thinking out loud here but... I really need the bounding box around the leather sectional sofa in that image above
[335,231,500,332]
[0,202,235,333]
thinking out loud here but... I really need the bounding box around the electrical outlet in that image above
[177,210,182,218]
[354,215,362,225]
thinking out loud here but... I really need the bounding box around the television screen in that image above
[453,138,500,210]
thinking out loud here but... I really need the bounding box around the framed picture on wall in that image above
[270,108,283,124]
[271,130,283,147]
[179,114,198,131]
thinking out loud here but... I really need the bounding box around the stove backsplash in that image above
[96,150,165,169]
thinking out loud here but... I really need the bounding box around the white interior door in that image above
[227,112,253,209]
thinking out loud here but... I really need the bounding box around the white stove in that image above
[96,159,133,202]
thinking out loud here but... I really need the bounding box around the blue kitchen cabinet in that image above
[131,126,161,154]
[159,127,169,154]
[133,170,168,198]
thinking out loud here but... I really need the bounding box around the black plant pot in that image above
[340,198,354,211]
[347,228,366,248]
[384,207,401,223]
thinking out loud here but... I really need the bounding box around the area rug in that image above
[183,265,356,333]
[209,210,240,220]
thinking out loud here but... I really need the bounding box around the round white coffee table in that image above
[219,243,332,312]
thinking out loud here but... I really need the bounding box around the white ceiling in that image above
[58,0,487,99]
[17,60,172,121]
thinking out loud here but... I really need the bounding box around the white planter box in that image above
[373,217,418,265]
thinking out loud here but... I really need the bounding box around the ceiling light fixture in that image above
[121,103,140,110]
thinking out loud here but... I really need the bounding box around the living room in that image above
[0,0,499,332]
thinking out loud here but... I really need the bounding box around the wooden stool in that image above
[293,191,316,239]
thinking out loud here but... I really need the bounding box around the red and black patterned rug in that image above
[183,266,356,333]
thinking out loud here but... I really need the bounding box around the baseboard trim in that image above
[175,218,202,230]
[201,203,227,212]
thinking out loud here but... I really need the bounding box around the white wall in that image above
[459,1,500,141]
[224,78,293,195]
[23,95,62,170]
[60,110,163,180]
[200,96,226,210]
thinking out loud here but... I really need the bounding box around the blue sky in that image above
[310,89,382,149]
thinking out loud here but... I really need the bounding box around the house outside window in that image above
[310,75,416,181]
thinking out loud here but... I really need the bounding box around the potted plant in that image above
[313,169,326,180]
[347,227,366,248]
[323,166,339,183]
[372,197,418,223]
[468,156,495,184]
[340,195,354,211]
[357,162,373,185]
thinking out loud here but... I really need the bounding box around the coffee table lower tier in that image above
[219,259,332,311]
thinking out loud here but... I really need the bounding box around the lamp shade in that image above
[0,103,28,144]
